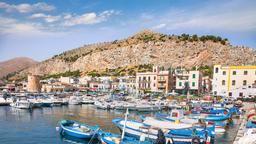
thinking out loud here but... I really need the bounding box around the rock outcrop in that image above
[21,30,256,76]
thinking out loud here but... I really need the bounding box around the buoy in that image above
[175,119,180,124]
[56,127,59,131]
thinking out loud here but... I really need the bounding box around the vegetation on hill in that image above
[84,64,153,77]
[42,70,81,79]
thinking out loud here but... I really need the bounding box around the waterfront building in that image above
[202,76,212,94]
[212,65,256,97]
[27,74,41,92]
[117,76,129,91]
[136,66,173,94]
[59,76,79,84]
[41,82,65,93]
[227,83,256,99]
[175,70,203,95]
[98,79,111,92]
[127,76,136,95]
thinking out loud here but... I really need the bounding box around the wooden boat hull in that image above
[59,120,98,139]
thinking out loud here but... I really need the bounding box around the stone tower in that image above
[27,74,41,92]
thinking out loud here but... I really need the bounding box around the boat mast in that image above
[121,108,129,141]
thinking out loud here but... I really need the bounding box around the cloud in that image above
[0,16,63,36]
[63,10,120,26]
[152,23,166,30]
[30,13,60,23]
[0,2,55,13]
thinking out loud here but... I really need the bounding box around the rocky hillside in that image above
[20,30,256,77]
[0,57,38,78]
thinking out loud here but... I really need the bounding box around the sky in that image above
[0,0,255,61]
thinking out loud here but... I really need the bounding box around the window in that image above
[228,92,232,97]
[232,71,236,75]
[215,67,219,73]
[244,71,248,75]
[153,83,155,87]
[232,80,236,86]
[214,91,217,95]
[179,82,182,86]
[148,77,150,81]
[222,80,225,85]
[239,92,243,97]
[222,71,226,75]
[143,77,146,80]
[192,82,195,87]
[148,83,150,88]
[139,77,141,81]
[154,76,156,80]
[192,74,196,79]
[243,80,247,86]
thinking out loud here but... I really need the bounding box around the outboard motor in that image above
[155,129,166,144]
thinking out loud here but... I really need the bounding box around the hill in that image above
[0,57,38,79]
[15,30,256,79]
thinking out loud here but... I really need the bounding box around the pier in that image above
[233,102,254,144]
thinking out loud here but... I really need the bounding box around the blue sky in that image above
[0,0,255,61]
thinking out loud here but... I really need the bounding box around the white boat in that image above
[81,97,95,104]
[51,97,64,106]
[135,105,161,112]
[0,97,12,106]
[142,117,193,129]
[10,99,32,109]
[94,101,111,110]
[237,128,256,144]
[69,95,82,105]
[27,98,43,108]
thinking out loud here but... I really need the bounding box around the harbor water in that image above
[0,105,240,144]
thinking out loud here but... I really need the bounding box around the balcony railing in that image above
[157,79,166,82]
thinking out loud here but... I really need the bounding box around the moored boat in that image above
[97,130,153,144]
[112,118,215,144]
[59,120,99,139]
[10,99,32,109]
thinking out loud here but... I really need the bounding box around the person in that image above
[155,129,166,144]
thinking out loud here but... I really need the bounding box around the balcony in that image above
[158,85,166,89]
[158,79,166,82]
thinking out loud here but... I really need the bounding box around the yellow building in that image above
[212,65,256,97]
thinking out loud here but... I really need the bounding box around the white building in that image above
[59,76,79,84]
[175,70,203,95]
[227,84,256,99]
[212,65,256,97]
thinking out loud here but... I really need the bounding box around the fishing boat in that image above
[69,95,82,105]
[59,120,99,139]
[97,130,153,144]
[10,99,32,109]
[112,118,215,144]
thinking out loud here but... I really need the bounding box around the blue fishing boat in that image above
[97,130,153,144]
[112,118,215,144]
[59,120,99,139]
